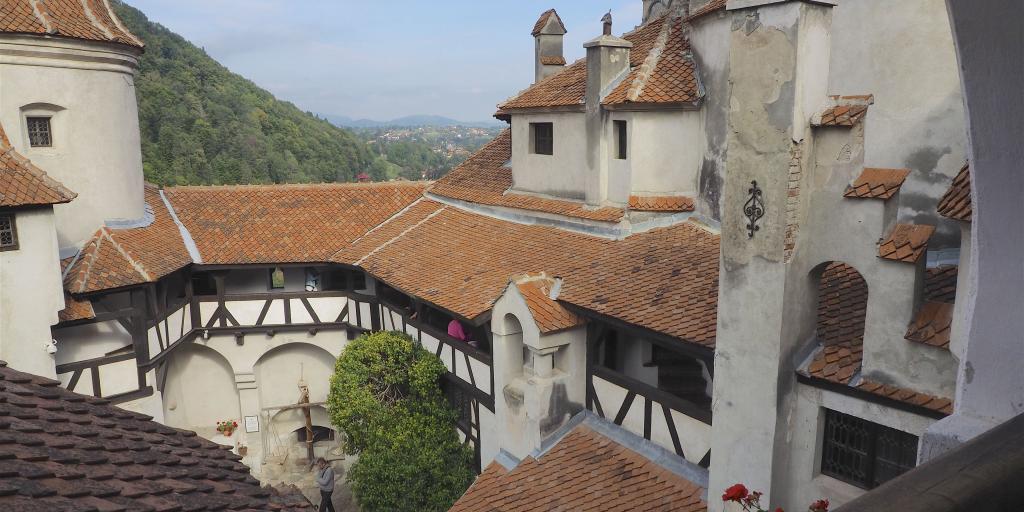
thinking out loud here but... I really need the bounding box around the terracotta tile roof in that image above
[502,15,701,111]
[165,182,427,265]
[937,163,972,222]
[58,292,95,323]
[878,224,935,263]
[805,263,867,385]
[429,130,626,222]
[65,185,193,294]
[801,263,955,415]
[685,0,727,22]
[856,380,954,415]
[0,361,311,511]
[629,195,695,212]
[844,168,911,200]
[0,124,76,208]
[905,301,953,350]
[337,200,720,347]
[539,55,566,66]
[814,96,874,127]
[924,265,958,303]
[499,58,588,110]
[450,424,707,512]
[532,9,566,36]
[604,18,702,107]
[514,275,583,334]
[0,0,143,48]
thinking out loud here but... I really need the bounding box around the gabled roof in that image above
[428,130,625,222]
[335,198,720,348]
[878,224,935,263]
[513,275,583,334]
[0,123,76,208]
[603,17,701,107]
[500,15,702,111]
[937,163,972,222]
[844,168,911,200]
[64,185,192,294]
[0,0,143,48]
[532,9,566,36]
[164,182,427,265]
[0,361,310,511]
[451,421,707,512]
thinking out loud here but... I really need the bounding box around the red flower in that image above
[776,508,785,512]
[810,499,829,512]
[722,484,749,502]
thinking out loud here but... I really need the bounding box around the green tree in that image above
[327,332,474,512]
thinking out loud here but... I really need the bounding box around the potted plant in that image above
[216,420,239,437]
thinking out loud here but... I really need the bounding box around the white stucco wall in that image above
[0,35,145,250]
[510,112,588,200]
[828,0,967,247]
[609,110,704,201]
[162,343,242,438]
[0,207,63,377]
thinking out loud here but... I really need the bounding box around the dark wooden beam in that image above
[592,365,712,425]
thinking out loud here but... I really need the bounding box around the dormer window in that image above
[530,122,553,155]
[26,117,52,147]
[0,214,18,251]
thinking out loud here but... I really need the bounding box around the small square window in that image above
[614,120,628,159]
[531,122,553,155]
[0,214,18,251]
[26,117,52,148]
[821,409,918,489]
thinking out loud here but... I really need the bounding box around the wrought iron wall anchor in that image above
[744,180,764,238]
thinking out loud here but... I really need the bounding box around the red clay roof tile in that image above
[905,301,953,350]
[937,163,972,222]
[0,362,310,510]
[629,195,695,212]
[515,276,584,334]
[165,182,427,265]
[450,424,707,512]
[0,0,143,48]
[855,380,954,415]
[814,96,874,127]
[878,224,935,263]
[844,168,911,200]
[532,9,566,36]
[429,130,626,222]
[685,0,727,22]
[0,124,76,208]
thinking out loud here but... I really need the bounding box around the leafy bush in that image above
[327,331,474,512]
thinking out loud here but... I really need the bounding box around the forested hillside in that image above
[113,1,385,185]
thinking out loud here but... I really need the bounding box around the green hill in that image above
[113,1,388,186]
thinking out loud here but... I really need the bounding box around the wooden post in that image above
[299,380,314,465]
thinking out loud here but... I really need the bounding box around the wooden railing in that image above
[55,351,152,404]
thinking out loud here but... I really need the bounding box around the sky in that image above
[124,1,644,123]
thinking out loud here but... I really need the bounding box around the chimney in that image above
[532,9,567,84]
[583,13,632,206]
[708,0,837,509]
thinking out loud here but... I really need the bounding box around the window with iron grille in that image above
[26,117,52,147]
[531,122,553,155]
[821,409,918,489]
[0,214,17,251]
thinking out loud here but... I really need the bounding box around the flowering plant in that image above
[722,483,829,512]
[216,420,239,437]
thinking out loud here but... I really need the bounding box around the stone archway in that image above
[161,343,240,438]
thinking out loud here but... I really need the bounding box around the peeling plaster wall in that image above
[0,207,62,378]
[688,12,732,221]
[828,0,967,248]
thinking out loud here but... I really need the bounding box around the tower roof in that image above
[532,9,566,36]
[0,122,76,208]
[0,0,143,48]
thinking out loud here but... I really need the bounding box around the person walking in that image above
[314,457,336,512]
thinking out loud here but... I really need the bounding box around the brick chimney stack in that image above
[532,9,567,84]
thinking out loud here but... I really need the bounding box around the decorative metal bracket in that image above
[744,180,764,239]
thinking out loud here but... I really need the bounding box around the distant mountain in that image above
[113,1,389,185]
[326,114,502,129]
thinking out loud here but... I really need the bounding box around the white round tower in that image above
[0,0,146,252]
